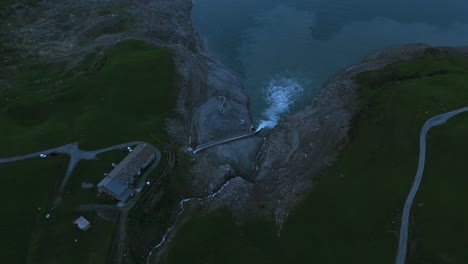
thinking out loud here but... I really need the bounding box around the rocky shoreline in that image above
[253,43,433,229]
[251,43,468,230]
[4,0,468,261]
[1,0,260,197]
[147,42,446,261]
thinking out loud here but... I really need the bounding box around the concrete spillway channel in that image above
[190,128,260,154]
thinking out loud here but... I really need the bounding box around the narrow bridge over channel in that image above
[191,128,260,154]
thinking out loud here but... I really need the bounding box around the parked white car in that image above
[39,154,47,158]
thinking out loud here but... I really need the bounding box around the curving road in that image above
[0,141,147,206]
[0,140,161,262]
[115,144,161,264]
[0,141,146,172]
[395,106,468,264]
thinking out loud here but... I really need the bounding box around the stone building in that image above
[97,144,155,202]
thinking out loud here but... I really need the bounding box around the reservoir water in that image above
[192,0,468,126]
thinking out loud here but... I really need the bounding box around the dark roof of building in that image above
[107,144,155,184]
[73,216,91,230]
[97,143,155,201]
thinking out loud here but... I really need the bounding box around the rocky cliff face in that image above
[2,0,442,235]
[1,0,260,200]
[8,1,465,261]
[253,43,431,229]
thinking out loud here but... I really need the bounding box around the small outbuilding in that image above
[73,216,91,231]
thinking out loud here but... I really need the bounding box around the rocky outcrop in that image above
[254,43,431,229]
[1,0,260,201]
[5,0,457,242]
[201,176,254,214]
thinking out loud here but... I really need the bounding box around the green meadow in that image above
[1,40,175,156]
[0,40,176,263]
[410,112,468,263]
[163,50,468,264]
[0,157,68,263]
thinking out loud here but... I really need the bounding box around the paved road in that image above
[0,141,146,206]
[0,141,145,172]
[0,140,161,263]
[114,144,161,264]
[395,106,468,264]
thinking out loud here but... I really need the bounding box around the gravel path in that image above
[0,141,145,174]
[0,140,161,261]
[395,106,468,264]
[114,144,161,264]
[0,141,147,206]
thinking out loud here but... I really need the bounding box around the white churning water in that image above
[258,77,304,129]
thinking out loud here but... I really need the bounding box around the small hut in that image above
[73,216,91,231]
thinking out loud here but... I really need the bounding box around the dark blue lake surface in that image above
[192,0,468,124]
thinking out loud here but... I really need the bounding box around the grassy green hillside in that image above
[0,40,176,263]
[411,112,468,263]
[0,157,68,263]
[162,50,468,264]
[1,40,175,156]
[0,0,37,8]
